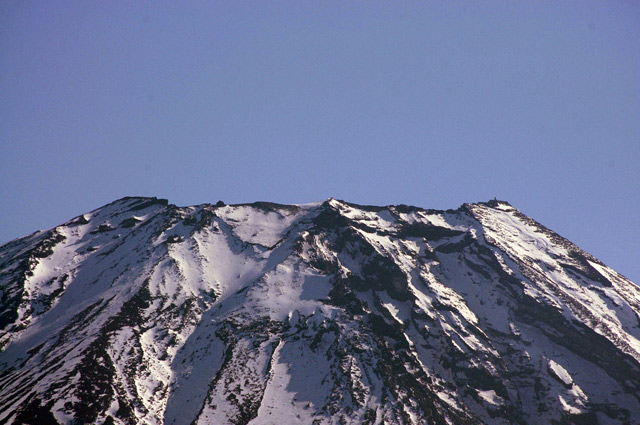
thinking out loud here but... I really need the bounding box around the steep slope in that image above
[0,197,639,425]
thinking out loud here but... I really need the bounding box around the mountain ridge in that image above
[1,197,639,424]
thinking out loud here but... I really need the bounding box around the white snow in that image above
[548,359,573,387]
[477,390,503,406]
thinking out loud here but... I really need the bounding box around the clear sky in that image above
[1,1,638,283]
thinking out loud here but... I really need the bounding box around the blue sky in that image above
[1,1,638,283]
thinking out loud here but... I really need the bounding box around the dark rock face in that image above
[0,197,639,425]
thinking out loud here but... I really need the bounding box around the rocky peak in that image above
[1,198,638,424]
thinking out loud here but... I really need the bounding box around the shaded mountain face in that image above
[1,197,639,425]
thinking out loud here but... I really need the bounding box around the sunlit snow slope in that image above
[1,197,639,425]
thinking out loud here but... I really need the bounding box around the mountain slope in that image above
[1,197,639,425]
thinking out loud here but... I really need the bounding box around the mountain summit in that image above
[1,197,639,425]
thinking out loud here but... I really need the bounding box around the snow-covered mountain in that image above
[1,197,639,425]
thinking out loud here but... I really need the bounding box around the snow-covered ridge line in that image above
[1,197,639,425]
